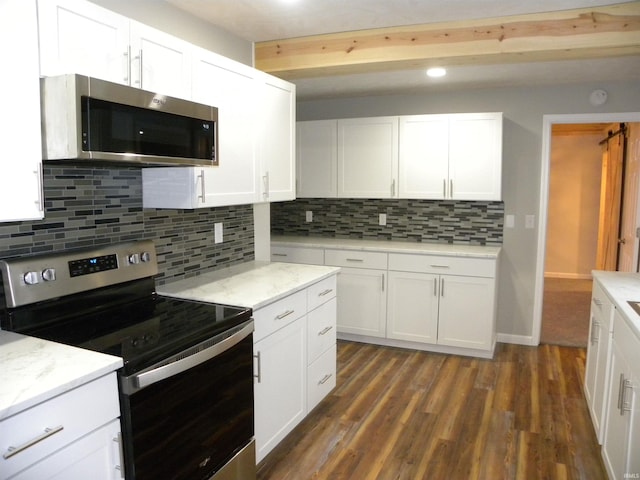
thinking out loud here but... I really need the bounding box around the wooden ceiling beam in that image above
[254,2,640,79]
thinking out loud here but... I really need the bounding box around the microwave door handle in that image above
[122,320,253,394]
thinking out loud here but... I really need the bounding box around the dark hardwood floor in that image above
[257,341,607,480]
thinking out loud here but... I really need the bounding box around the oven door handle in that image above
[121,319,254,394]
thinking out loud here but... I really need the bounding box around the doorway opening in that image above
[534,112,640,347]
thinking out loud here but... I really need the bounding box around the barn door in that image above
[618,123,640,272]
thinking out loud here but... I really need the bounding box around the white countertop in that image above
[272,235,501,258]
[593,271,640,339]
[0,331,122,421]
[158,261,341,310]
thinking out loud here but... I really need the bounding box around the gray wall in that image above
[87,0,253,65]
[297,80,640,340]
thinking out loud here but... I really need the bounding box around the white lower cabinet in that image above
[272,243,499,358]
[0,373,122,480]
[584,279,615,443]
[253,274,337,463]
[602,310,640,480]
[254,316,307,464]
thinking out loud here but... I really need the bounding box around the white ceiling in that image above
[167,0,640,99]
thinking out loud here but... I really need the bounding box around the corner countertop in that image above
[0,331,122,421]
[271,235,501,258]
[592,271,640,339]
[157,261,341,310]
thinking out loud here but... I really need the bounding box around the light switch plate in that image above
[379,213,387,226]
[505,214,515,228]
[214,222,223,243]
[305,210,313,222]
[525,215,535,229]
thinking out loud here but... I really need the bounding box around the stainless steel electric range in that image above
[0,240,256,480]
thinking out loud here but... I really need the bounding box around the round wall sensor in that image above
[589,89,608,106]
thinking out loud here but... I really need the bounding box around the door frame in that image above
[533,112,640,346]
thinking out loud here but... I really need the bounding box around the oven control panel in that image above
[0,240,158,308]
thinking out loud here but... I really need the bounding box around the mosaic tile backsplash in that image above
[0,166,254,284]
[271,198,504,245]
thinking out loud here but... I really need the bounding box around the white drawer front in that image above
[0,374,119,479]
[253,289,307,342]
[307,347,336,412]
[307,275,337,312]
[271,246,324,265]
[388,253,496,277]
[307,298,337,364]
[325,249,387,270]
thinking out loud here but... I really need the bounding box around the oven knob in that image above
[42,268,56,282]
[140,251,151,263]
[128,253,140,265]
[23,271,39,285]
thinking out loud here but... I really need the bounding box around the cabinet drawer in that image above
[0,374,119,479]
[325,249,387,270]
[308,298,337,364]
[271,246,324,265]
[307,275,337,312]
[388,253,496,277]
[307,347,336,412]
[254,289,307,342]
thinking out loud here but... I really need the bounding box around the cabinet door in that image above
[437,275,495,350]
[335,267,387,338]
[448,113,502,201]
[129,22,192,99]
[38,0,129,83]
[9,420,122,480]
[387,271,439,343]
[254,318,306,463]
[0,0,44,223]
[192,48,258,206]
[584,310,606,440]
[398,115,449,199]
[337,117,398,198]
[257,74,296,202]
[297,120,338,198]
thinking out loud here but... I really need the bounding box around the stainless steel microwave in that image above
[40,74,218,167]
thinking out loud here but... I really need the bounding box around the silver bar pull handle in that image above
[382,273,385,292]
[272,253,288,257]
[123,46,130,84]
[443,179,446,198]
[391,179,396,197]
[430,264,450,269]
[346,258,364,262]
[318,288,333,297]
[433,278,437,297]
[113,432,125,478]
[275,309,295,320]
[318,373,333,385]
[618,373,626,414]
[254,351,262,383]
[263,172,270,199]
[137,49,143,86]
[35,164,44,212]
[318,326,333,336]
[450,179,453,198]
[198,169,206,203]
[622,379,633,413]
[592,298,603,307]
[441,278,445,297]
[3,425,64,460]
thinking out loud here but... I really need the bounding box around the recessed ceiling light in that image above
[426,67,447,78]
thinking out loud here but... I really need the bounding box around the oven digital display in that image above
[69,254,118,277]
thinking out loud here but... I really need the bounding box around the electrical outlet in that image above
[379,213,387,226]
[305,210,313,222]
[214,222,223,244]
[505,215,515,228]
[525,215,535,229]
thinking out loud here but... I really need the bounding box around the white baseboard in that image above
[544,272,593,280]
[496,333,538,346]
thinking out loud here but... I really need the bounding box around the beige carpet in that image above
[540,277,592,348]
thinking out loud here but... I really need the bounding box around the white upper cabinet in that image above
[297,120,338,198]
[398,115,449,199]
[398,113,502,201]
[337,117,399,198]
[448,113,502,201]
[38,0,192,99]
[38,0,129,83]
[0,0,44,223]
[256,73,296,203]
